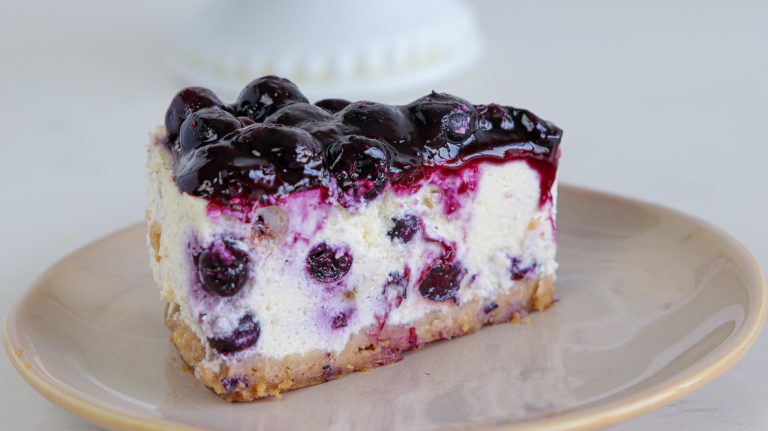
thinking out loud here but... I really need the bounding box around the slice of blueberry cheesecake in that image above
[147,76,562,401]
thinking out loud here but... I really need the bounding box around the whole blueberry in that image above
[442,110,474,143]
[179,108,242,153]
[407,92,474,145]
[306,242,353,283]
[234,76,308,122]
[315,98,351,113]
[418,262,465,302]
[165,87,225,137]
[325,135,393,205]
[197,238,250,297]
[264,103,333,127]
[208,315,261,354]
[387,214,420,243]
[175,124,324,207]
[477,104,562,152]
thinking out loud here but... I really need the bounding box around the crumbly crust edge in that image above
[163,276,554,402]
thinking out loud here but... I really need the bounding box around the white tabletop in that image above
[1,0,766,429]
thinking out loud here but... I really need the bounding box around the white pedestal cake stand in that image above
[171,0,483,100]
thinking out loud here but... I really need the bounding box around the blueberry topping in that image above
[208,315,260,354]
[179,108,242,153]
[234,76,308,122]
[326,135,392,205]
[483,302,499,314]
[315,98,351,113]
[165,87,225,137]
[387,214,420,243]
[197,238,250,297]
[306,242,353,282]
[163,76,562,212]
[176,124,324,208]
[418,261,466,302]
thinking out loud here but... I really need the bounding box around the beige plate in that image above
[4,185,767,431]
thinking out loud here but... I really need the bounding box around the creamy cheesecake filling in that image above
[148,140,556,360]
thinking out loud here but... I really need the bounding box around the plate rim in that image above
[4,184,767,431]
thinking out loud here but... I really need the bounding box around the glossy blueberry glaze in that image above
[325,135,392,207]
[163,76,562,212]
[165,87,226,138]
[179,108,243,154]
[234,75,308,122]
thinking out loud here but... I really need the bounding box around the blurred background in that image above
[0,0,765,429]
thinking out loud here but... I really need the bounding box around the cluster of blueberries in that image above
[163,76,561,210]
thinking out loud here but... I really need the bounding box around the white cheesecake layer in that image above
[147,138,557,362]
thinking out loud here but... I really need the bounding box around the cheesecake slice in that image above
[147,76,562,401]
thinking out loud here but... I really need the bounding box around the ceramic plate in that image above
[4,185,766,431]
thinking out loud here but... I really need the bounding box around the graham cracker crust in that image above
[163,276,554,402]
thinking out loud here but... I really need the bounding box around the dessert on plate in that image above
[146,76,562,401]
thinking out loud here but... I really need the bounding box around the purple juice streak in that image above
[433,165,480,214]
[387,267,411,289]
[408,327,419,349]
[509,257,537,281]
[376,267,411,330]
